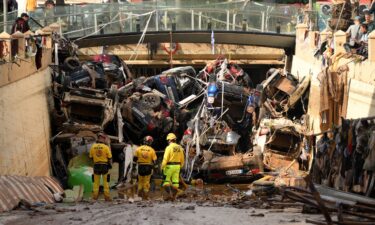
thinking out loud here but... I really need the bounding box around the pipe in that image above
[3,0,7,33]
[55,42,59,66]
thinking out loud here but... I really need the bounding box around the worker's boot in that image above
[92,193,99,201]
[177,189,185,197]
[138,190,144,199]
[171,188,178,201]
[143,191,149,200]
[163,186,172,201]
[104,195,112,202]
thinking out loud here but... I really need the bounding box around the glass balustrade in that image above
[0,1,325,38]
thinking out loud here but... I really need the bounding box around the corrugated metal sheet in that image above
[0,176,63,212]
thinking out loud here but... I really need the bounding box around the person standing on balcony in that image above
[11,13,30,33]
[357,23,369,58]
[369,0,375,19]
[7,0,18,12]
[44,0,55,9]
[43,0,55,26]
[344,16,362,52]
[363,10,375,33]
[20,13,30,31]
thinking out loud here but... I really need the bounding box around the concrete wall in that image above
[0,46,53,176]
[291,26,375,134]
[0,67,52,176]
[78,43,285,66]
[0,48,53,88]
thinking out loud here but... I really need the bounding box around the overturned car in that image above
[61,87,117,131]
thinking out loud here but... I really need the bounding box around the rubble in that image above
[312,117,375,196]
[281,176,375,225]
[47,36,375,222]
[2,3,375,225]
[61,87,117,131]
[49,44,314,191]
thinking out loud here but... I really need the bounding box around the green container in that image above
[68,166,93,194]
[67,154,94,194]
[67,154,119,196]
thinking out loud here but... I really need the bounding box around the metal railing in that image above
[0,1,312,38]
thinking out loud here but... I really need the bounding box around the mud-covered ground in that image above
[0,184,322,225]
[0,201,321,225]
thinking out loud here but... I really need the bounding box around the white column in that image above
[18,0,27,16]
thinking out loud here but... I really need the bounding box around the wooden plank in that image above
[112,59,285,65]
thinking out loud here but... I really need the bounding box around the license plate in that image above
[225,169,243,176]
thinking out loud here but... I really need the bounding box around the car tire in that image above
[141,93,161,109]
[64,57,80,71]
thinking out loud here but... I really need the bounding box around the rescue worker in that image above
[161,133,185,200]
[89,133,112,201]
[133,136,157,200]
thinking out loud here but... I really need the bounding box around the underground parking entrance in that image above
[0,52,323,225]
[50,39,312,191]
[2,33,335,225]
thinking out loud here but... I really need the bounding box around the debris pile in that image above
[281,176,375,225]
[50,47,314,190]
[312,117,375,197]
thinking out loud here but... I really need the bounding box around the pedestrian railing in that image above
[0,1,312,38]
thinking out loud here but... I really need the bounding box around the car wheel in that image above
[63,57,80,71]
[141,93,161,109]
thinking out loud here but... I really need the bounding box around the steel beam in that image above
[73,31,295,52]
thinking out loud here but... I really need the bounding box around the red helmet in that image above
[97,132,107,143]
[143,136,154,145]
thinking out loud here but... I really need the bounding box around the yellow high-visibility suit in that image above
[134,145,157,193]
[162,142,184,189]
[89,143,112,199]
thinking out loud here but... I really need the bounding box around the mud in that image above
[0,201,321,225]
[0,183,322,225]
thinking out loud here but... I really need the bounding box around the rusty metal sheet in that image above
[274,77,296,95]
[0,176,63,212]
[263,151,299,172]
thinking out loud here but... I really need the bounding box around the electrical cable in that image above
[128,10,155,61]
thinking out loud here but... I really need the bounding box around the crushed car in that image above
[61,87,117,132]
[197,150,263,183]
[256,68,310,120]
[50,43,314,186]
[253,118,311,175]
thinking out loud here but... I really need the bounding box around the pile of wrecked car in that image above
[49,41,314,194]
